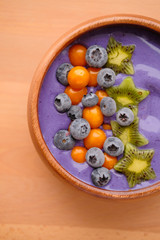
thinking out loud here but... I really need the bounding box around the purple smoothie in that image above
[38,25,160,191]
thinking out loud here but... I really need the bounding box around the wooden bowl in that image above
[28,14,160,199]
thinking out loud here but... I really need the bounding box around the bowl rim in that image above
[28,14,160,199]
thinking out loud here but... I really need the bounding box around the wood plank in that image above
[1,0,160,238]
[0,224,160,240]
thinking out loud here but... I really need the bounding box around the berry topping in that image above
[54,93,71,113]
[85,45,108,68]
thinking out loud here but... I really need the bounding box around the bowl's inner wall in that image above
[38,24,160,191]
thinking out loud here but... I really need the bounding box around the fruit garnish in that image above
[82,93,99,107]
[102,124,112,130]
[116,107,134,126]
[114,143,156,188]
[87,67,101,87]
[126,105,138,117]
[53,35,156,190]
[69,44,87,66]
[103,153,118,170]
[86,45,108,68]
[70,118,91,140]
[68,66,89,90]
[97,68,116,88]
[86,147,105,168]
[64,86,87,105]
[105,36,135,75]
[83,105,104,129]
[106,77,149,113]
[71,146,87,163]
[95,90,108,105]
[111,118,148,147]
[100,97,117,117]
[68,123,71,132]
[103,137,124,157]
[54,93,71,113]
[67,105,82,120]
[54,130,76,150]
[91,167,111,187]
[56,63,73,86]
[84,129,107,149]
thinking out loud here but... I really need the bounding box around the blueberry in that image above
[86,147,105,168]
[82,92,99,107]
[97,68,116,88]
[85,45,108,68]
[103,137,124,156]
[67,105,82,120]
[54,93,71,113]
[54,130,76,150]
[56,63,73,86]
[100,97,116,116]
[116,107,134,126]
[70,118,90,140]
[91,167,111,187]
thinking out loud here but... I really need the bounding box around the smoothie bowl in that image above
[28,15,160,199]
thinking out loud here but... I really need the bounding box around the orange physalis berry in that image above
[95,90,108,105]
[68,66,89,90]
[69,44,87,66]
[102,124,112,130]
[65,86,87,105]
[103,153,118,170]
[84,129,107,149]
[87,67,101,87]
[71,146,87,163]
[83,105,104,128]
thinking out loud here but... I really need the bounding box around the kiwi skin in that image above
[105,37,135,75]
[114,143,156,188]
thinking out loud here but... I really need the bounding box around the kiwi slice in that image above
[127,105,138,117]
[105,37,135,75]
[114,143,156,188]
[106,77,150,115]
[111,117,148,147]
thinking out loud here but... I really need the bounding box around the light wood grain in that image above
[1,0,160,239]
[1,224,160,240]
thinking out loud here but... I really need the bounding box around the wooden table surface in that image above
[1,0,160,239]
